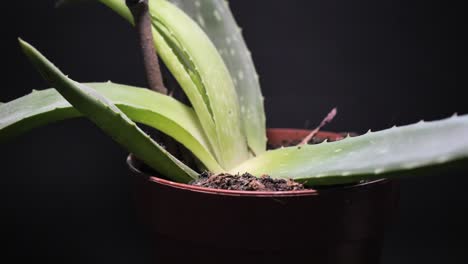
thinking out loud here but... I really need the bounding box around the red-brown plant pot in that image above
[127,129,400,264]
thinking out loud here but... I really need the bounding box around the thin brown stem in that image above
[126,0,167,94]
[126,0,186,161]
[300,108,338,145]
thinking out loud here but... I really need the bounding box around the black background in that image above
[1,0,467,263]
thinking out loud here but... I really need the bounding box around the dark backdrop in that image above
[1,0,467,263]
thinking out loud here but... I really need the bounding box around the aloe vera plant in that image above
[1,0,467,187]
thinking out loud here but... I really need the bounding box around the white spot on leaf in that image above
[377,149,388,154]
[213,10,222,21]
[197,14,205,27]
[238,71,244,80]
[374,168,385,174]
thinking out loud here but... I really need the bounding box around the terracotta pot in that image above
[128,129,400,264]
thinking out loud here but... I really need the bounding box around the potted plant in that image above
[1,0,466,263]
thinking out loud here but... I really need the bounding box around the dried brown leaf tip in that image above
[300,107,338,145]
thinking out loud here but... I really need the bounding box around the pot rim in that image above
[127,155,389,198]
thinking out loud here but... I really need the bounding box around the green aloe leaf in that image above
[167,0,267,156]
[99,0,250,170]
[17,39,199,182]
[231,115,468,186]
[149,0,249,169]
[0,82,222,172]
[59,0,268,156]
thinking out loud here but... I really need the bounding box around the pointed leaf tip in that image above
[18,38,33,53]
[19,39,58,87]
[16,40,198,182]
[18,38,29,55]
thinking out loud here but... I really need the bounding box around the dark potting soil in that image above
[191,172,305,191]
[190,135,352,191]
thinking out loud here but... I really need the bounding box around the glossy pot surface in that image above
[128,129,400,264]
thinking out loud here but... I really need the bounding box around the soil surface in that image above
[191,172,305,192]
[190,134,356,192]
